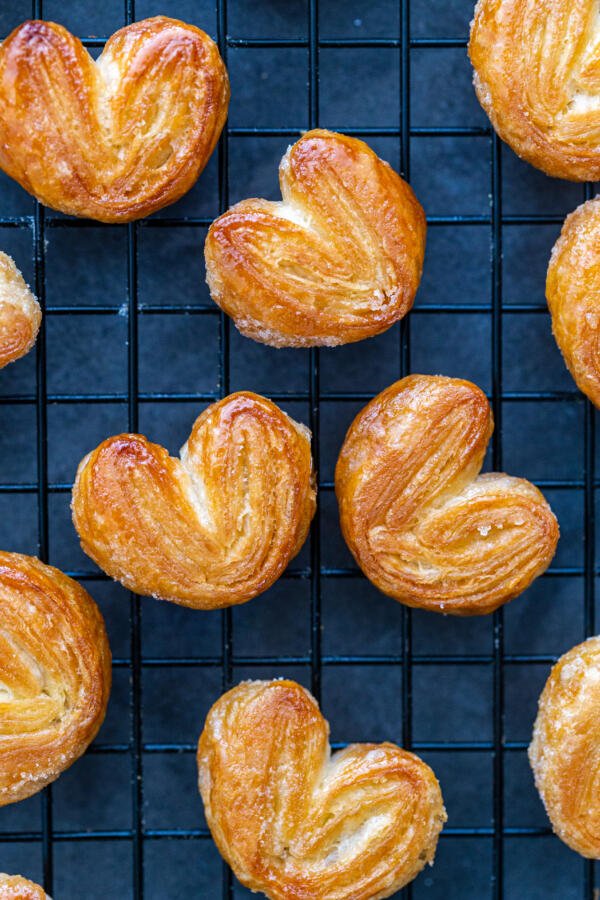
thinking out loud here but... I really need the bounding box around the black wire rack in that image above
[0,0,598,898]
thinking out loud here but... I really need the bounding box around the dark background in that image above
[0,1,598,898]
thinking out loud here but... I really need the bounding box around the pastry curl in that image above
[335,375,559,615]
[0,17,229,222]
[72,392,316,610]
[529,636,600,858]
[0,252,41,369]
[204,129,426,347]
[0,875,49,899]
[0,552,111,807]
[469,1,600,180]
[198,679,446,900]
[547,197,600,407]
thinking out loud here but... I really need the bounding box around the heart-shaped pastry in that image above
[198,680,446,899]
[547,197,600,407]
[72,392,316,609]
[529,636,600,859]
[0,552,111,806]
[0,252,41,369]
[0,874,48,899]
[204,129,426,347]
[470,0,600,180]
[0,17,229,222]
[335,375,559,615]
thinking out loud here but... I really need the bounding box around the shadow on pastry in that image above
[547,196,600,406]
[71,392,316,610]
[0,17,229,222]
[198,679,446,900]
[204,129,426,347]
[0,552,111,807]
[469,1,600,180]
[0,874,49,899]
[335,374,559,615]
[529,636,600,859]
[0,252,41,369]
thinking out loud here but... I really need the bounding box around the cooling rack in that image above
[0,0,597,897]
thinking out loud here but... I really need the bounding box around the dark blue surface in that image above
[0,1,598,898]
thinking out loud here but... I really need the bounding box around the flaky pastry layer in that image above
[547,197,600,407]
[529,636,600,859]
[469,1,600,180]
[198,679,446,900]
[0,252,41,369]
[0,553,111,806]
[335,375,559,615]
[0,874,49,899]
[205,129,426,346]
[72,392,316,609]
[0,17,229,222]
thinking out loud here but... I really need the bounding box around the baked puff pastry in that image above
[198,680,446,899]
[204,130,426,347]
[0,17,229,222]
[547,198,600,407]
[335,375,559,615]
[470,1,600,180]
[529,636,600,858]
[0,253,41,369]
[0,552,111,806]
[0,875,49,899]
[72,392,316,609]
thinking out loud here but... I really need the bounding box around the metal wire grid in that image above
[0,0,597,897]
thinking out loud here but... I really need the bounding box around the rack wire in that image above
[0,0,597,897]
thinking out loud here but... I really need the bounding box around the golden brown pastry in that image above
[0,17,229,222]
[198,679,446,899]
[335,375,559,615]
[0,552,111,806]
[469,1,600,180]
[0,875,49,899]
[546,197,600,407]
[0,252,41,369]
[204,129,426,347]
[72,392,316,609]
[529,636,600,858]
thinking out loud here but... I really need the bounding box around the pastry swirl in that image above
[0,552,111,806]
[72,392,316,609]
[0,17,229,222]
[0,252,41,370]
[546,197,600,407]
[469,1,600,181]
[335,375,559,615]
[198,679,446,900]
[204,129,426,347]
[0,875,49,899]
[529,636,600,859]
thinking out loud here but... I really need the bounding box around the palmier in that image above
[529,636,600,858]
[0,252,41,369]
[470,1,600,180]
[0,17,229,221]
[335,375,559,615]
[0,552,111,806]
[205,130,426,346]
[72,392,316,609]
[547,197,600,406]
[198,679,446,899]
